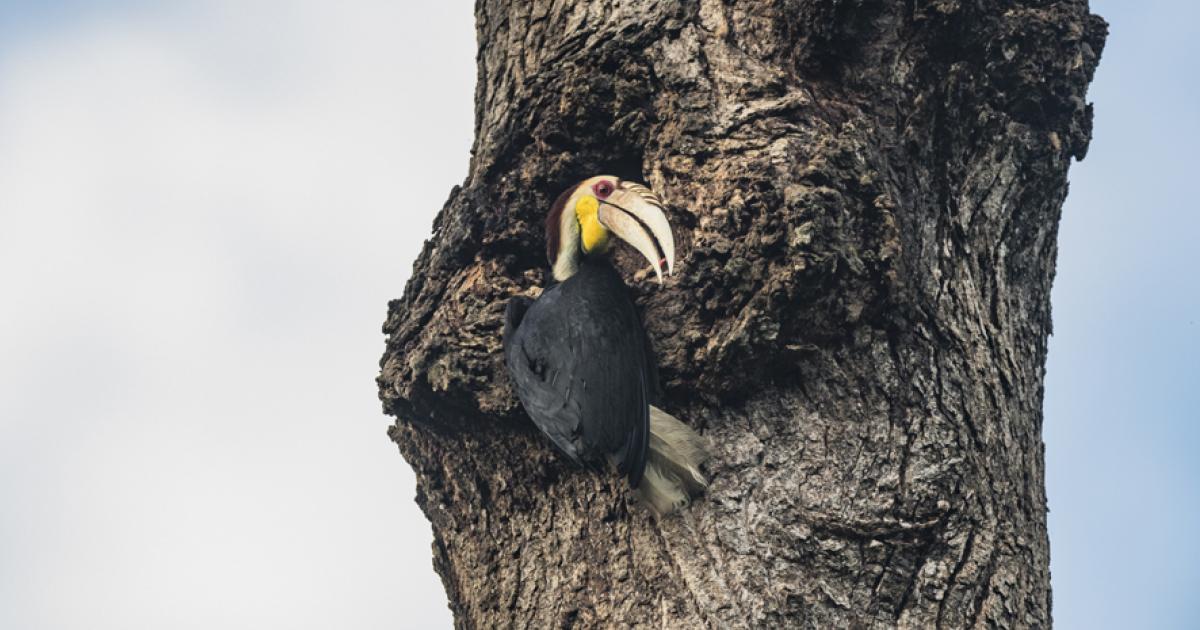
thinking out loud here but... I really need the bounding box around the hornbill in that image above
[503,176,709,515]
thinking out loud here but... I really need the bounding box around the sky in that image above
[1044,2,1200,628]
[0,1,1194,629]
[0,2,471,628]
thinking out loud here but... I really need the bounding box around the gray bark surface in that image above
[378,1,1105,627]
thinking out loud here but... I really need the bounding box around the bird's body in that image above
[503,176,709,515]
[504,259,653,486]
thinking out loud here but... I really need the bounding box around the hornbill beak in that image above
[597,181,676,283]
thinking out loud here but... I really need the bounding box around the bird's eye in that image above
[593,180,614,198]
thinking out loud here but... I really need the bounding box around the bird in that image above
[503,176,710,515]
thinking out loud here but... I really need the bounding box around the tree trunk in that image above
[378,1,1105,627]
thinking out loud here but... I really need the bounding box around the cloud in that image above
[0,3,474,628]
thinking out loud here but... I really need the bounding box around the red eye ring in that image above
[592,180,614,198]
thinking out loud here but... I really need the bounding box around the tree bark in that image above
[378,1,1105,627]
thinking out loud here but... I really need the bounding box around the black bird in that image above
[503,176,709,515]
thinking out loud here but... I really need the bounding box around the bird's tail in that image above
[636,406,711,516]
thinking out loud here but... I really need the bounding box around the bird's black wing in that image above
[503,263,649,486]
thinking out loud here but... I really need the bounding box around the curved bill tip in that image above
[599,181,675,283]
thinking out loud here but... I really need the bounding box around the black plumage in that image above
[503,259,652,487]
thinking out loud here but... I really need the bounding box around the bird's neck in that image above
[553,249,613,283]
[551,208,611,282]
[551,211,583,282]
[552,244,580,282]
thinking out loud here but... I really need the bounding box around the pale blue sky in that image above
[0,1,1194,629]
[1045,2,1200,628]
[0,2,472,628]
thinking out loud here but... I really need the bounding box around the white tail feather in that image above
[636,406,711,516]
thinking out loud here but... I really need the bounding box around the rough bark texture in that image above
[378,1,1105,627]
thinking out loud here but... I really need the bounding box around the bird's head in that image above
[545,176,676,283]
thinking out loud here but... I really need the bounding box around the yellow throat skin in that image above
[575,196,610,255]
